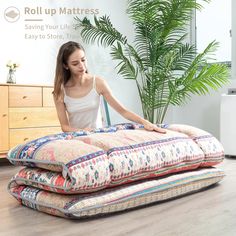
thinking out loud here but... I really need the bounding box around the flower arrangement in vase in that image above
[6,61,20,84]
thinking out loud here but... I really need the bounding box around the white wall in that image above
[232,0,236,80]
[196,0,231,62]
[0,0,142,125]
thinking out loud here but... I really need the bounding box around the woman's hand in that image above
[83,127,94,132]
[74,127,93,132]
[143,120,166,133]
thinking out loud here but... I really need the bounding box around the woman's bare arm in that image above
[96,77,166,133]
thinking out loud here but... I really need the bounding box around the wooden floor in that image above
[0,157,236,236]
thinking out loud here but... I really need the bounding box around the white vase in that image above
[6,69,16,84]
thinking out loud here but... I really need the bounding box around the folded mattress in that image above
[7,123,225,219]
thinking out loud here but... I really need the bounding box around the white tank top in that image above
[63,76,102,129]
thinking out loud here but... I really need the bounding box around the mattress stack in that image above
[7,123,225,219]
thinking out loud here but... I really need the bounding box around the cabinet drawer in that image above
[43,87,54,107]
[9,107,60,128]
[9,86,42,107]
[9,127,62,148]
[0,86,9,151]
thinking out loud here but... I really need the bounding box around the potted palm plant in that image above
[74,0,229,124]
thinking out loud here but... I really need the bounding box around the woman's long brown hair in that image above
[53,41,86,100]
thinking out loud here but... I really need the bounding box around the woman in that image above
[53,41,166,133]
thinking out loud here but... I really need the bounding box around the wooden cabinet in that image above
[0,84,61,158]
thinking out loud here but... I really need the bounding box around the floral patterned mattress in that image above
[7,123,225,219]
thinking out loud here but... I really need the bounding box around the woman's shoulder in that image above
[95,75,109,88]
[94,75,110,94]
[94,75,107,85]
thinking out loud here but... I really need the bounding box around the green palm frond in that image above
[110,42,137,80]
[74,15,127,47]
[172,43,196,70]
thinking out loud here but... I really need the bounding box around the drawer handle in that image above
[2,114,7,117]
[22,96,27,99]
[23,116,27,120]
[24,138,29,141]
